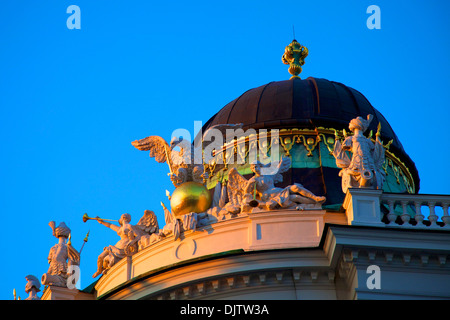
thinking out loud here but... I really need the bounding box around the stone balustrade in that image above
[343,189,450,229]
[380,193,450,228]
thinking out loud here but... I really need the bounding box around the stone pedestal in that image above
[40,285,95,300]
[247,210,326,250]
[342,188,384,227]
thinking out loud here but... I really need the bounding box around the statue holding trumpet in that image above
[83,211,159,278]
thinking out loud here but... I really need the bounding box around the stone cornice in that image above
[94,209,327,298]
[323,224,450,271]
[102,248,335,300]
[324,224,450,252]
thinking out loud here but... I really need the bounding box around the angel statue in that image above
[131,123,243,187]
[223,157,326,213]
[91,210,159,278]
[41,222,80,287]
[332,114,386,193]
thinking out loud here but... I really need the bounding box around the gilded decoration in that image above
[204,127,416,194]
[282,39,309,79]
[16,35,431,302]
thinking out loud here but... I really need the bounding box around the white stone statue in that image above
[332,114,386,193]
[92,210,159,278]
[138,202,200,250]
[222,156,326,214]
[24,275,41,300]
[41,222,80,287]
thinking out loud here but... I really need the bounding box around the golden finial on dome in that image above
[282,39,309,80]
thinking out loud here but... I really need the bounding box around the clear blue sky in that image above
[1,0,449,300]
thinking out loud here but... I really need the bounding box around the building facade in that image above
[30,40,450,300]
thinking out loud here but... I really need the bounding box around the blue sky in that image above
[1,1,449,299]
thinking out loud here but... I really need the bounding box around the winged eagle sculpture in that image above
[131,123,244,187]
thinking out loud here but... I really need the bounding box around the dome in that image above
[203,77,420,208]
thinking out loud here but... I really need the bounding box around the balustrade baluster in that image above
[380,195,450,229]
[400,200,411,226]
[427,202,438,227]
[442,203,450,228]
[387,200,397,225]
[414,201,425,227]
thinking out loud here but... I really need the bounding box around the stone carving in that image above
[24,275,41,300]
[131,135,203,187]
[332,114,386,193]
[138,202,200,250]
[220,156,326,214]
[41,222,80,287]
[92,211,159,278]
[131,123,243,187]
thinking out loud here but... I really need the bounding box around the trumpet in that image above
[82,213,119,223]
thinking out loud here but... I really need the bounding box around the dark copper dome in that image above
[203,77,420,207]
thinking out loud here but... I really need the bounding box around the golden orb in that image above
[170,181,212,217]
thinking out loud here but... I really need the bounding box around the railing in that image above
[380,193,450,228]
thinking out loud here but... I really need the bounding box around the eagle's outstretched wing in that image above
[131,136,170,164]
[227,168,249,206]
